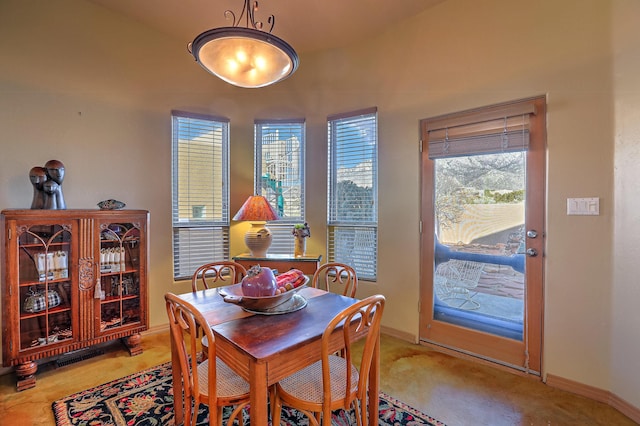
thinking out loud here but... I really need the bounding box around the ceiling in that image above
[86,0,444,54]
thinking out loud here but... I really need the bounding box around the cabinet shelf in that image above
[100,268,137,277]
[19,241,70,249]
[20,304,71,319]
[100,236,139,243]
[27,335,73,347]
[19,278,70,287]
[100,294,139,304]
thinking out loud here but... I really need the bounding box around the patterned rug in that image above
[52,361,446,425]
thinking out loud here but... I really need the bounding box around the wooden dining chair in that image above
[311,262,358,298]
[165,292,250,426]
[191,261,247,292]
[272,294,385,426]
[191,262,246,361]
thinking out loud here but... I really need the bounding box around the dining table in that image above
[172,285,380,426]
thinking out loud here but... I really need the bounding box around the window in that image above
[171,111,229,280]
[327,107,378,280]
[254,119,305,254]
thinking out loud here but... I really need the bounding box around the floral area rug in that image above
[52,361,446,425]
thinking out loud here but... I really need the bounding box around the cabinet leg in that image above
[122,333,143,356]
[15,361,38,391]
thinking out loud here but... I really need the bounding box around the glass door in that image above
[420,97,545,373]
[17,223,74,351]
[433,152,526,338]
[97,221,142,334]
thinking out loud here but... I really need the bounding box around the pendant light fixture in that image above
[188,0,299,88]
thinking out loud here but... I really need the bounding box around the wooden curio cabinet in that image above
[1,209,149,391]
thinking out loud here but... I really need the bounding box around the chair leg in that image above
[227,404,246,426]
[272,391,283,426]
[295,409,320,426]
[268,386,276,425]
[184,399,194,426]
[316,407,331,426]
[355,399,364,426]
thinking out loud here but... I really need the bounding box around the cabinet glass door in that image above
[17,224,73,351]
[98,222,142,333]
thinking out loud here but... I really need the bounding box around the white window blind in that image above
[172,111,230,280]
[254,119,305,254]
[327,107,378,280]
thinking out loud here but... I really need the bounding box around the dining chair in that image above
[311,262,358,298]
[165,292,250,426]
[271,294,385,426]
[191,262,247,360]
[191,261,247,292]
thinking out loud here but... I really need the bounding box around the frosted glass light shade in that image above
[190,27,299,88]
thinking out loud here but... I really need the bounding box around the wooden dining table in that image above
[172,286,380,426]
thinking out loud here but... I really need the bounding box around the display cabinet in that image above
[1,209,149,390]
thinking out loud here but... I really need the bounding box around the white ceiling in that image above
[86,0,444,53]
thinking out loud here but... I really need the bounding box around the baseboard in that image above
[545,374,640,423]
[419,339,537,378]
[381,325,417,344]
[142,324,169,336]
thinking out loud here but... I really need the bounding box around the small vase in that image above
[294,236,306,257]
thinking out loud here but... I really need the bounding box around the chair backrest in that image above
[191,261,247,292]
[165,292,219,420]
[311,262,358,298]
[321,294,385,407]
[435,259,484,289]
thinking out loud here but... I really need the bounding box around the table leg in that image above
[250,361,269,426]
[368,335,380,426]
[170,333,184,424]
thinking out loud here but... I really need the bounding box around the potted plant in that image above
[292,223,311,257]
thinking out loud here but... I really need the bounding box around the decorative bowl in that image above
[218,276,309,311]
[97,199,126,210]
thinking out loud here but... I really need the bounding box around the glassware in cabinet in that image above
[17,224,73,351]
[98,222,142,333]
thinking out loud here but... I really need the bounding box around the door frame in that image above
[418,96,546,374]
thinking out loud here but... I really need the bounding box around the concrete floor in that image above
[0,331,636,426]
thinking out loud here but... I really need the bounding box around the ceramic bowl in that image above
[97,199,126,210]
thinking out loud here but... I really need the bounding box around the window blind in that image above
[172,111,230,279]
[425,100,537,159]
[254,119,305,254]
[327,107,378,280]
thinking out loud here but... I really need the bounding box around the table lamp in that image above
[233,195,280,257]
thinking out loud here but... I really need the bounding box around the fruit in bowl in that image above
[274,269,308,294]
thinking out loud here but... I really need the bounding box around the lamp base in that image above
[245,222,273,258]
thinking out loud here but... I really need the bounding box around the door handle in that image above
[526,230,538,239]
[526,248,538,257]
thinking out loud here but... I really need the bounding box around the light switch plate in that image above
[567,197,600,215]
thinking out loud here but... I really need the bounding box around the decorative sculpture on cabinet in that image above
[29,159,66,210]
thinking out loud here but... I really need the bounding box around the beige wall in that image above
[612,0,640,409]
[1,0,638,410]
